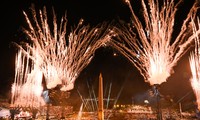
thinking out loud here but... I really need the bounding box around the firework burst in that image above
[13,4,112,93]
[110,0,199,85]
[11,49,45,107]
[189,17,200,110]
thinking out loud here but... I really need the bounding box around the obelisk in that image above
[98,73,104,120]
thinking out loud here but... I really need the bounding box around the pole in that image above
[157,93,162,120]
[46,103,50,120]
[153,84,162,120]
[98,73,104,120]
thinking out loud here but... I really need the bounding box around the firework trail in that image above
[110,0,199,85]
[11,49,45,108]
[189,17,200,110]
[14,5,112,92]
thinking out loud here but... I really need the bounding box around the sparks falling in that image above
[13,4,112,93]
[11,49,45,108]
[110,0,199,85]
[189,17,200,110]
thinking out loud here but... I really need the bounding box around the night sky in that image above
[0,0,198,109]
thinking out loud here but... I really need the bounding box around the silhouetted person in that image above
[9,108,20,120]
[32,108,38,119]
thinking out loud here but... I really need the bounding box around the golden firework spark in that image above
[14,5,112,91]
[110,0,199,85]
[11,49,45,108]
[11,5,113,107]
[189,17,200,110]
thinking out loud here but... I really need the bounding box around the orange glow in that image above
[13,6,112,91]
[110,0,199,85]
[189,18,200,110]
[11,49,45,108]
[11,5,113,107]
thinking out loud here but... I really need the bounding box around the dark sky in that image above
[0,0,198,108]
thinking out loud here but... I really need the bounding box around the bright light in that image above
[110,0,199,85]
[11,49,45,108]
[144,100,149,104]
[11,5,112,107]
[189,17,200,110]
[14,6,112,91]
